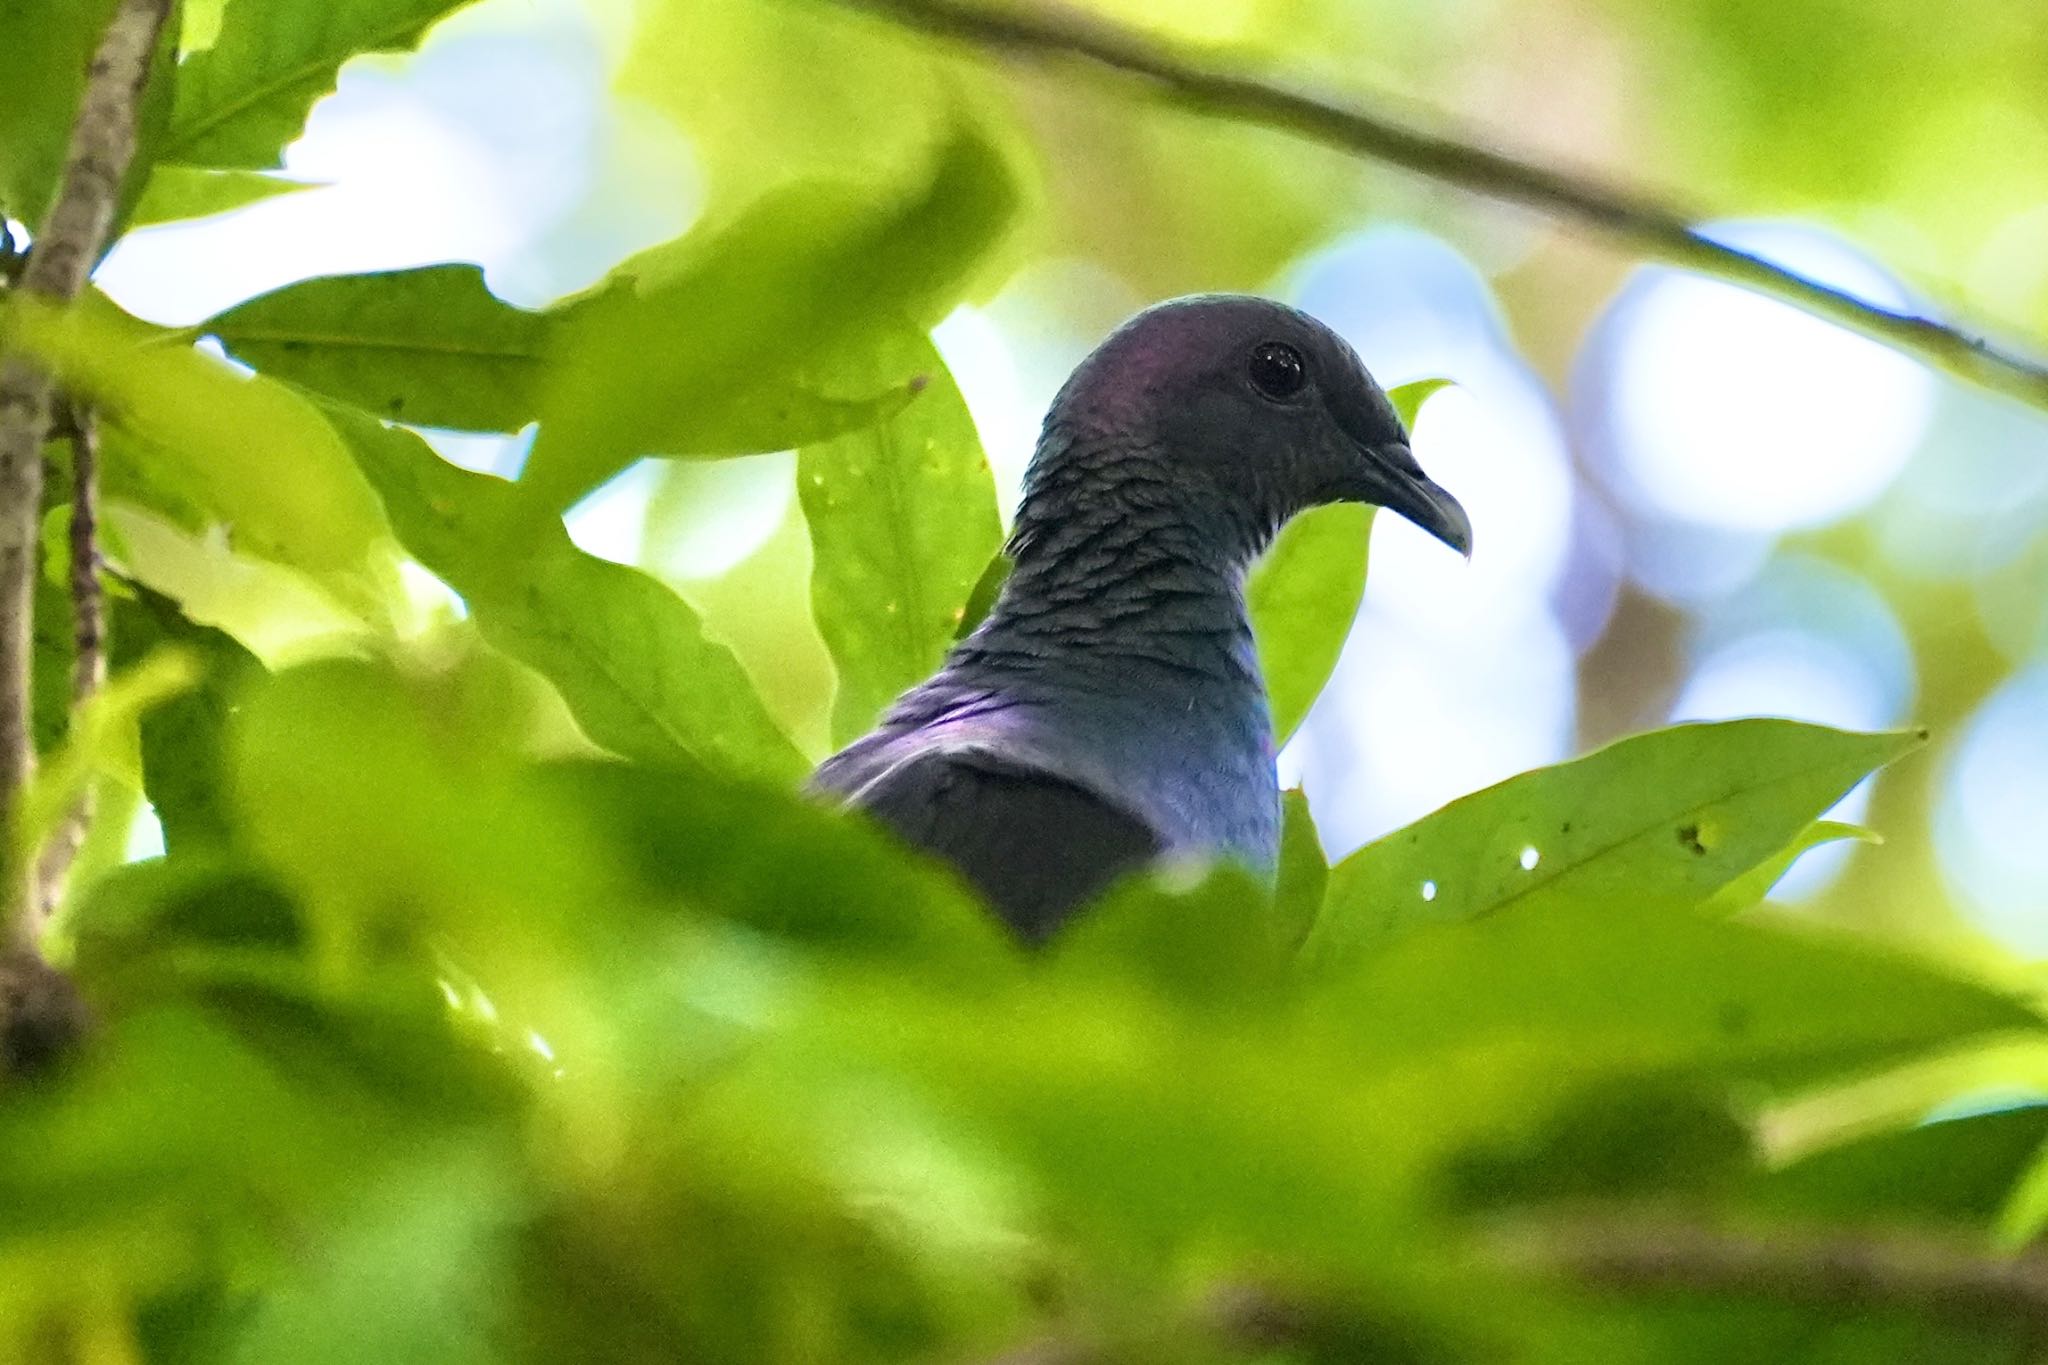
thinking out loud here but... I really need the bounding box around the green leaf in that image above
[1249,503,1371,748]
[1306,720,1922,968]
[15,650,198,866]
[0,0,121,226]
[204,265,551,432]
[9,292,396,617]
[1333,898,2039,1088]
[541,761,1010,975]
[1701,819,1879,916]
[111,585,264,853]
[798,334,1002,746]
[1273,787,1327,949]
[0,0,176,237]
[319,401,808,784]
[165,0,476,168]
[128,163,314,226]
[954,550,1011,641]
[526,114,1019,510]
[1248,379,1447,746]
[1053,863,1291,1008]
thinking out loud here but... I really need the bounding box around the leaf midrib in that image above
[215,327,546,362]
[1328,740,1902,939]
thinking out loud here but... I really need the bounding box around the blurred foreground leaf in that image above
[8,293,397,619]
[526,115,1019,509]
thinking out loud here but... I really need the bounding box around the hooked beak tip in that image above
[1366,442,1472,560]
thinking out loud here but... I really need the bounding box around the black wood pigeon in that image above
[812,295,1470,940]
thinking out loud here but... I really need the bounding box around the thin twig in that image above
[1490,1212,2048,1336]
[34,403,106,922]
[832,0,2048,414]
[0,0,170,945]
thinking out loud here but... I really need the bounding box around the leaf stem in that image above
[831,0,2048,413]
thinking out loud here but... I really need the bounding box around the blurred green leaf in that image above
[111,585,264,853]
[798,334,1002,746]
[165,0,475,168]
[1332,898,2036,1088]
[8,292,397,618]
[526,115,1019,510]
[1307,721,1921,968]
[624,0,956,212]
[541,761,1011,975]
[1273,786,1327,949]
[320,402,808,783]
[16,649,196,865]
[129,163,314,226]
[1053,863,1290,1007]
[1249,379,1445,746]
[1759,1105,2048,1232]
[0,0,175,234]
[205,265,551,432]
[0,0,120,226]
[31,569,73,757]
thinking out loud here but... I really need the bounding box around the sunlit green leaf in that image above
[1701,819,1879,916]
[798,333,1002,746]
[320,402,808,784]
[1273,786,1327,949]
[526,114,1019,510]
[1249,379,1447,746]
[9,292,397,618]
[205,265,551,431]
[1307,720,1921,968]
[165,0,477,168]
[15,650,197,865]
[128,163,315,226]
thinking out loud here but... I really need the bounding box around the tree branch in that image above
[832,0,2048,414]
[0,0,168,941]
[1489,1212,2048,1335]
[35,403,106,922]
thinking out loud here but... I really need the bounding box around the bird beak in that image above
[1360,441,1472,558]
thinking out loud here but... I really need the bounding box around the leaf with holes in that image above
[205,265,552,432]
[166,0,476,168]
[1304,719,1921,969]
[798,332,1001,747]
[1249,379,1447,746]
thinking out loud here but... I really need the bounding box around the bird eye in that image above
[1248,341,1306,399]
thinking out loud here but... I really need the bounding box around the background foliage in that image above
[4,0,2048,1360]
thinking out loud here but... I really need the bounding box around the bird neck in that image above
[959,432,1274,699]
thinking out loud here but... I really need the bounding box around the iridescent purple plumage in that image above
[812,295,1469,939]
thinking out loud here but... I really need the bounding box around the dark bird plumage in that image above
[812,295,1470,940]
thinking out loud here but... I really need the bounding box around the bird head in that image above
[1043,294,1472,558]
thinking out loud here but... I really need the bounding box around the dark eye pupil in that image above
[1250,342,1305,398]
